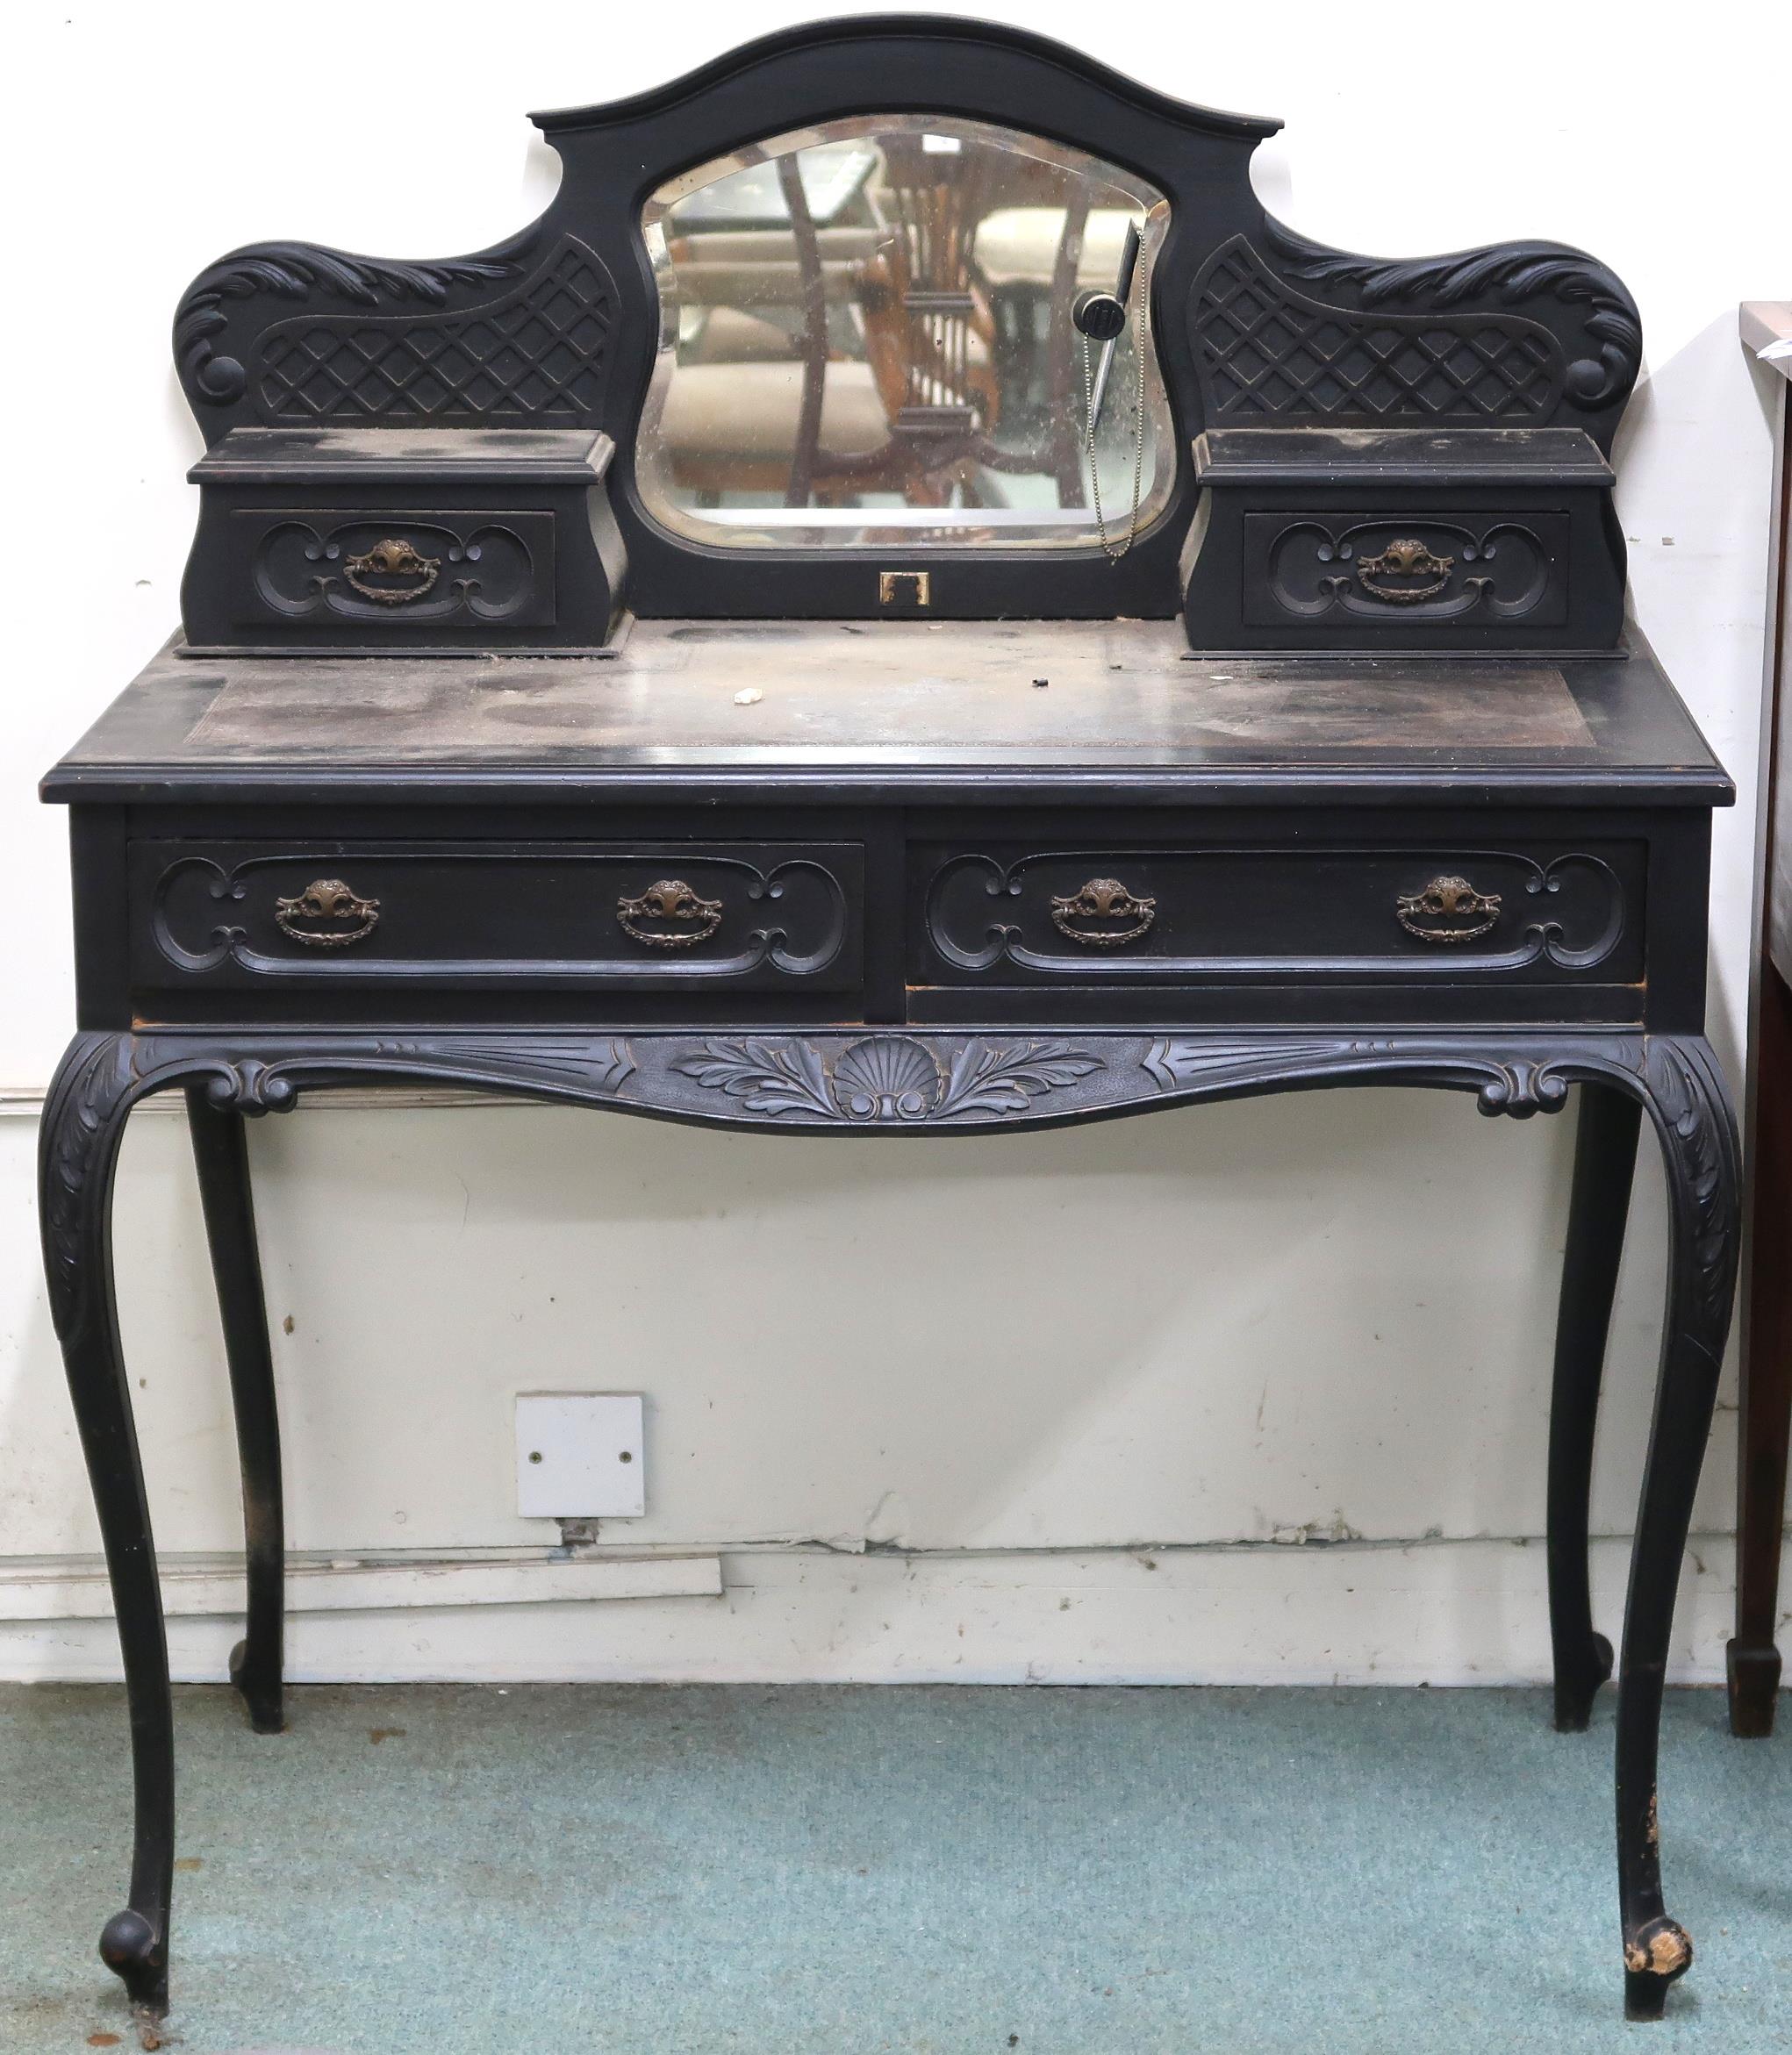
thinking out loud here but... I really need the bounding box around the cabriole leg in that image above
[1614,1039,1740,2020]
[39,1035,175,2018]
[186,1085,286,1735]
[1547,1085,1640,1729]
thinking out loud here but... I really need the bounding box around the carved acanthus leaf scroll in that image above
[670,1035,1105,1124]
[1640,1037,1738,1349]
[175,244,521,404]
[1260,216,1641,411]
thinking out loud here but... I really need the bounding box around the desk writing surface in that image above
[44,619,1731,805]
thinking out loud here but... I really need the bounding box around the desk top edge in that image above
[42,618,1732,808]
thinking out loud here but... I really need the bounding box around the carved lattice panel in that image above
[1191,238,1564,424]
[254,238,616,426]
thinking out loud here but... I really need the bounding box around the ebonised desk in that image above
[40,618,1737,2026]
[37,7,1749,2032]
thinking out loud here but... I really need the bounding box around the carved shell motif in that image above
[830,1035,943,1121]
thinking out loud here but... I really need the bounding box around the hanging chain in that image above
[1080,252,1149,562]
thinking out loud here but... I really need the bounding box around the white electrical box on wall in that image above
[514,1393,646,1518]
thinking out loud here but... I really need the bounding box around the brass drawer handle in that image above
[1397,874,1502,942]
[618,878,724,949]
[1050,877,1158,948]
[1357,537,1454,604]
[343,537,441,605]
[274,877,381,948]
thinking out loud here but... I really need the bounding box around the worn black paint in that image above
[1184,428,1626,653]
[184,1088,286,1736]
[182,429,624,655]
[37,14,1736,2030]
[1547,1085,1641,1731]
[168,15,1641,632]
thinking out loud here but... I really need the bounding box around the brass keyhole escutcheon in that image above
[1396,875,1502,943]
[878,569,931,609]
[274,878,382,948]
[1050,877,1158,948]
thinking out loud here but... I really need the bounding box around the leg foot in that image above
[1624,1969,1667,2023]
[99,1906,167,2012]
[1554,1630,1614,1733]
[1725,1637,1781,1738]
[228,1636,285,1735]
[1624,1916,1693,2020]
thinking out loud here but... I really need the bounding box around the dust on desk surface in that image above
[180,619,1593,764]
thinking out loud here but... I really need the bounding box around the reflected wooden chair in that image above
[659,145,1107,517]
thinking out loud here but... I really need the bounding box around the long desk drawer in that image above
[913,841,1644,989]
[131,841,863,994]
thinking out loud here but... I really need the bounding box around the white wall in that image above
[2,0,1786,1682]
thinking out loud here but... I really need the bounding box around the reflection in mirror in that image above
[638,117,1174,549]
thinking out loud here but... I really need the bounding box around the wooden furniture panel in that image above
[128,840,864,1002]
[914,836,1644,990]
[182,430,623,655]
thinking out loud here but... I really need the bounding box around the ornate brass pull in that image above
[1050,877,1158,948]
[617,878,724,949]
[1357,537,1454,605]
[274,877,382,948]
[1396,875,1502,942]
[343,537,441,605]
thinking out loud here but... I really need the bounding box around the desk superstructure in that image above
[41,18,1738,2033]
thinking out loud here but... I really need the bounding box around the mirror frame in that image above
[532,18,1277,619]
[173,16,1641,625]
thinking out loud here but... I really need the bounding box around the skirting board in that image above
[0,1549,722,1620]
[0,1535,1753,1686]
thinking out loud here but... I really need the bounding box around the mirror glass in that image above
[636,116,1174,549]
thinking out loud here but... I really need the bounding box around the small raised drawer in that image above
[180,427,624,654]
[914,842,1642,985]
[132,841,863,993]
[1180,426,1623,653]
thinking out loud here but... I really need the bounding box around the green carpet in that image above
[2,1682,1789,2053]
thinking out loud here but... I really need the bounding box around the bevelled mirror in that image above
[637,116,1174,550]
